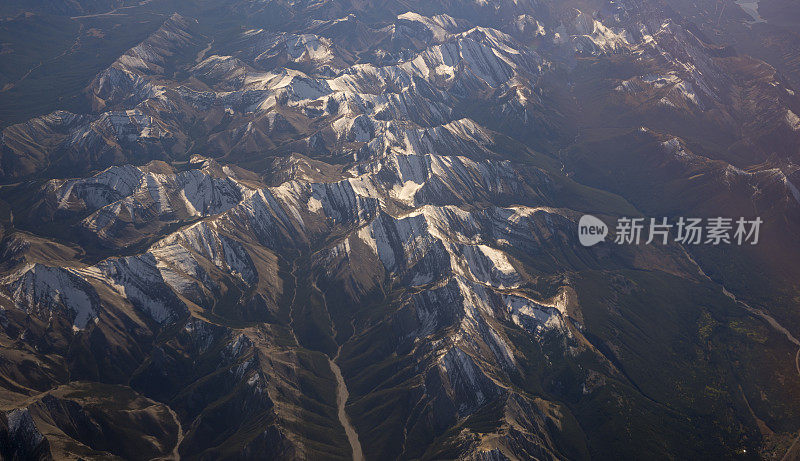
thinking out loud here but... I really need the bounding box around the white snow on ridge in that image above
[504,294,564,334]
[7,264,97,329]
[787,110,800,131]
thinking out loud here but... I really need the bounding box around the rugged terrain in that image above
[1,0,800,459]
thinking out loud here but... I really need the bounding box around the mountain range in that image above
[1,0,800,459]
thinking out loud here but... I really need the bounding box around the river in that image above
[329,350,365,461]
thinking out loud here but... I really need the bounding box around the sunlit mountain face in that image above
[0,0,799,459]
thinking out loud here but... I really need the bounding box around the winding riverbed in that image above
[329,349,365,461]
